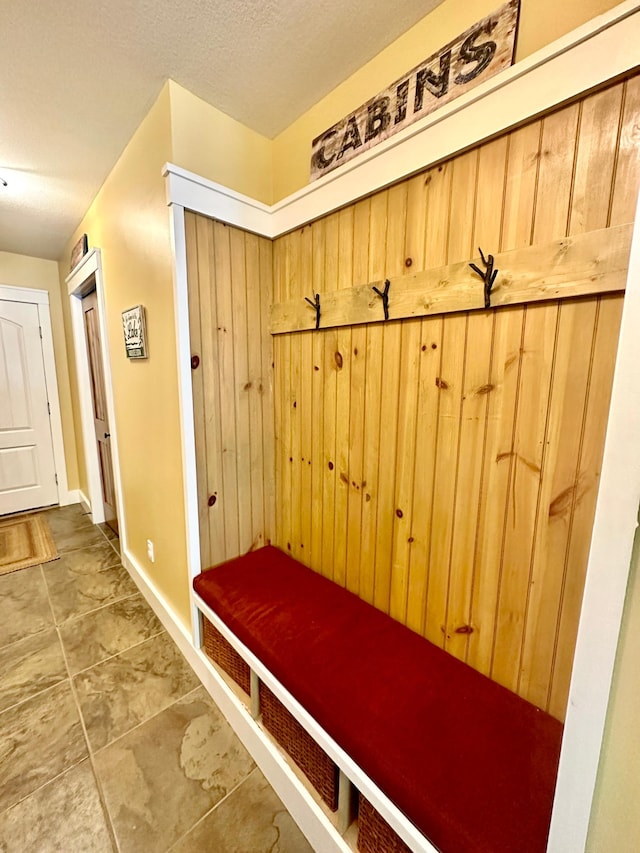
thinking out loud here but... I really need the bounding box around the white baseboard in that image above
[77,491,91,514]
[120,547,351,853]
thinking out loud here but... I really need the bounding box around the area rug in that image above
[0,514,58,576]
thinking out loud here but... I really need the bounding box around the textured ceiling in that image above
[0,0,444,261]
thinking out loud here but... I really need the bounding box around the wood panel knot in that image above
[476,383,494,395]
[455,625,474,635]
[243,381,252,391]
[334,351,343,369]
[435,377,449,389]
[396,508,404,518]
[328,461,334,470]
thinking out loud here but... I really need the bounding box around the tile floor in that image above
[0,504,313,852]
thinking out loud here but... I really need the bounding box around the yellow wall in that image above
[0,250,79,491]
[587,520,640,852]
[58,82,192,627]
[271,0,623,200]
[168,81,273,204]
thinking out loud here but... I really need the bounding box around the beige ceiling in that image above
[0,0,444,261]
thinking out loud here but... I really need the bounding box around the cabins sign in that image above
[310,0,519,181]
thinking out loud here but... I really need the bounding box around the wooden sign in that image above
[69,233,88,271]
[310,0,519,181]
[122,305,148,359]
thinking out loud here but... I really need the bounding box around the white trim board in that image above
[121,546,352,853]
[65,249,126,543]
[0,284,72,507]
[169,205,203,646]
[164,0,640,238]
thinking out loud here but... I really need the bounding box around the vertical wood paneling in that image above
[609,76,640,227]
[188,73,636,723]
[346,199,370,595]
[358,192,387,604]
[213,222,241,557]
[310,220,326,574]
[299,227,313,561]
[373,183,406,613]
[334,208,354,588]
[187,215,274,569]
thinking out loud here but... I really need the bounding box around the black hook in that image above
[469,248,499,308]
[305,293,321,329]
[372,279,391,320]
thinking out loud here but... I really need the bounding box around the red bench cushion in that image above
[194,546,563,853]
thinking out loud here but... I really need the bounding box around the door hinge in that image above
[39,326,43,339]
[55,473,58,485]
[47,401,51,415]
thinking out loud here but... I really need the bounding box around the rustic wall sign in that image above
[69,233,88,271]
[122,305,148,359]
[310,0,519,181]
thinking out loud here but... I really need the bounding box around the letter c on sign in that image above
[313,129,338,170]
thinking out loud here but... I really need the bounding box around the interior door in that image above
[82,289,118,534]
[0,299,58,515]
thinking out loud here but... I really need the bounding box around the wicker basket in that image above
[357,795,412,853]
[203,617,251,695]
[259,682,338,811]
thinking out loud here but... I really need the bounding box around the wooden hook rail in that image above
[270,224,631,335]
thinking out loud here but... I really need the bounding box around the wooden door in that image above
[0,299,58,514]
[82,290,118,534]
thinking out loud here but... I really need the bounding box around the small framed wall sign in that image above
[122,305,148,359]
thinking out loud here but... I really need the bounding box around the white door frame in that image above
[0,284,73,507]
[66,249,125,541]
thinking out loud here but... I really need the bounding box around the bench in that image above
[193,545,563,853]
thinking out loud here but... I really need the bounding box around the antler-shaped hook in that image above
[305,293,321,330]
[469,248,499,309]
[372,279,391,321]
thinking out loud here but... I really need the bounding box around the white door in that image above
[0,299,58,514]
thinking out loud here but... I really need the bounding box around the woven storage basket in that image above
[259,682,338,811]
[357,795,412,853]
[203,617,251,695]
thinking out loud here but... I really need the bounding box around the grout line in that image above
[0,753,90,820]
[69,627,167,677]
[90,682,206,757]
[165,768,257,851]
[47,587,121,853]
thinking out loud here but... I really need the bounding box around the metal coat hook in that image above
[469,248,499,308]
[372,279,391,321]
[305,293,321,329]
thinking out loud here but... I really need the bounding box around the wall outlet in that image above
[146,539,155,562]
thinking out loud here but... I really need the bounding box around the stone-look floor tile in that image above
[43,507,106,552]
[74,632,200,750]
[0,681,87,812]
[60,594,164,674]
[44,544,136,624]
[0,628,67,712]
[0,566,54,649]
[0,760,114,853]
[97,522,118,542]
[95,687,255,853]
[171,767,313,853]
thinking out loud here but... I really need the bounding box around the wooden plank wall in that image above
[272,73,640,720]
[186,213,275,569]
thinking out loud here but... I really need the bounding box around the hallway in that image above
[0,504,312,852]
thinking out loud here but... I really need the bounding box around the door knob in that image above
[104,432,110,439]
